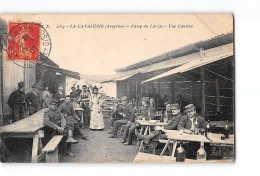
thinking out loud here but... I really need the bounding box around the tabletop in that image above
[0,108,48,135]
[135,120,168,126]
[165,130,234,145]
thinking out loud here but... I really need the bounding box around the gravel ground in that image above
[59,118,138,163]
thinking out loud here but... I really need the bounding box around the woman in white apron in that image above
[89,86,104,130]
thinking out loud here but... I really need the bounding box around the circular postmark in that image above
[7,22,52,68]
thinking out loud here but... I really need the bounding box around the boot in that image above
[124,141,132,145]
[108,134,117,138]
[65,143,75,157]
[135,129,144,141]
[66,130,79,144]
[78,128,88,140]
[120,139,126,143]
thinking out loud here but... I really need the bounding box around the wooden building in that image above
[111,33,234,121]
[0,46,80,126]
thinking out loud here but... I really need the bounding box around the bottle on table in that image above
[205,120,211,139]
[196,142,207,161]
[224,120,230,139]
[194,117,199,135]
[176,141,185,162]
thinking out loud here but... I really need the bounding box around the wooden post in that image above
[200,68,206,117]
[216,78,220,112]
[191,81,194,103]
[158,80,161,97]
[0,37,4,127]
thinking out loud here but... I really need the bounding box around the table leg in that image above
[31,134,39,163]
[81,110,84,128]
[136,126,144,150]
[171,140,178,157]
[138,126,149,152]
[160,139,170,156]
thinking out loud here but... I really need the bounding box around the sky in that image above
[0,14,233,75]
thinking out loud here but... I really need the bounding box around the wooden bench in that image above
[42,135,63,163]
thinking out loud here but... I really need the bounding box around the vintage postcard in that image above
[0,14,234,163]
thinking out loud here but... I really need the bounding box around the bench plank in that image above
[42,135,63,153]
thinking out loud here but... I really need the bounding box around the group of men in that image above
[108,95,207,158]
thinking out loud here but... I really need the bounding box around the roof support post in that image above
[200,67,206,118]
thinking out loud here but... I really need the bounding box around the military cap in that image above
[166,104,171,108]
[141,97,150,102]
[18,81,25,88]
[82,85,87,88]
[50,100,58,106]
[185,104,196,111]
[170,103,180,110]
[71,86,76,89]
[92,86,98,90]
[31,83,38,88]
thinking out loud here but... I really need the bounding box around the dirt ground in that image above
[59,118,138,163]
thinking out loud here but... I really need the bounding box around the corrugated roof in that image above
[115,32,233,72]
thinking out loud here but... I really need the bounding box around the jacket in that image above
[44,109,66,130]
[164,112,182,130]
[177,114,206,130]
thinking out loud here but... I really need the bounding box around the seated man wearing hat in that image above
[109,96,129,133]
[177,104,206,133]
[177,104,209,159]
[7,81,26,122]
[44,100,78,157]
[59,95,88,140]
[25,83,41,115]
[122,97,155,145]
[135,103,182,144]
[108,97,135,138]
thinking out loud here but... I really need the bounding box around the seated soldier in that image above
[177,104,209,159]
[109,96,128,134]
[108,97,135,138]
[59,95,88,140]
[134,103,182,144]
[122,97,155,145]
[44,100,78,157]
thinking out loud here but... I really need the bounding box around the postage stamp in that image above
[7,22,52,68]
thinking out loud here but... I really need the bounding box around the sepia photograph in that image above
[0,14,234,163]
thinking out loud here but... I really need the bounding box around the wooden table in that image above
[160,130,234,158]
[74,107,84,128]
[0,108,48,163]
[135,120,168,152]
[133,152,233,163]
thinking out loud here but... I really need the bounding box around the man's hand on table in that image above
[57,127,64,134]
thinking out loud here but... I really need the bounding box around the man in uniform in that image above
[177,104,209,159]
[25,83,41,115]
[76,85,82,97]
[108,97,135,138]
[7,81,26,122]
[122,97,155,145]
[59,95,88,140]
[54,84,65,107]
[149,87,161,106]
[135,103,182,144]
[77,85,91,126]
[44,100,78,157]
[70,86,78,99]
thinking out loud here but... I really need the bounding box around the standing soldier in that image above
[54,84,65,107]
[44,100,78,157]
[25,83,41,115]
[77,85,91,127]
[7,81,26,122]
[60,95,88,140]
[76,85,82,97]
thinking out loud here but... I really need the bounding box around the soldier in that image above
[54,84,65,106]
[76,85,82,97]
[122,97,155,145]
[70,86,78,99]
[177,104,206,133]
[177,104,209,159]
[59,95,88,140]
[44,100,78,157]
[25,83,41,115]
[134,104,182,144]
[108,97,135,139]
[7,81,26,122]
[77,85,91,126]
[109,96,128,133]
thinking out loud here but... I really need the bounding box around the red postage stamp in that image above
[8,22,41,62]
